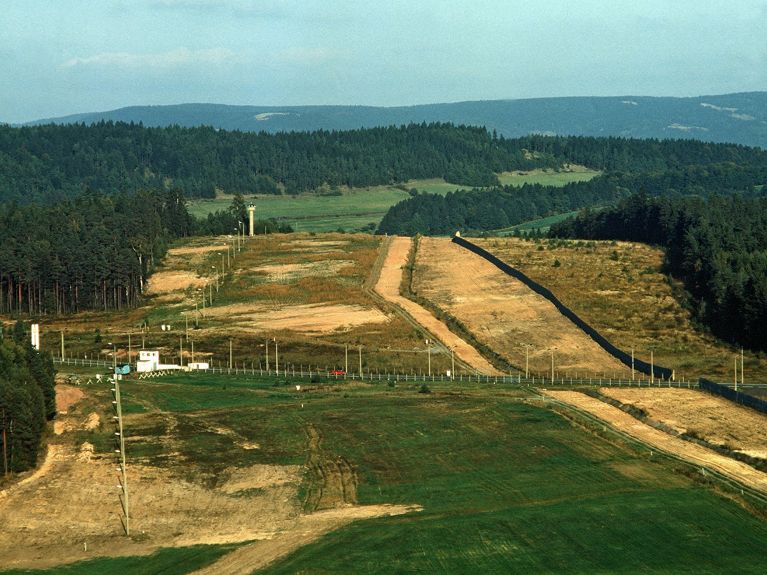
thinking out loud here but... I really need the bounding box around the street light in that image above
[425,339,431,377]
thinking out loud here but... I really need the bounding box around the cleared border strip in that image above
[451,235,673,379]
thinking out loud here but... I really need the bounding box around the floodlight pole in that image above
[741,348,745,387]
[274,338,279,376]
[345,344,348,373]
[113,377,130,536]
[734,356,738,391]
[358,346,363,378]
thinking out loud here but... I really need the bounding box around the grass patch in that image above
[0,544,241,575]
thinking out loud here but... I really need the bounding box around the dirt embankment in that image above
[415,238,627,376]
[546,390,767,494]
[374,236,501,375]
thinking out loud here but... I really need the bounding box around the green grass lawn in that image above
[20,373,767,574]
[186,170,599,233]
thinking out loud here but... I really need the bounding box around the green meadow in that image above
[187,170,599,233]
[9,373,767,574]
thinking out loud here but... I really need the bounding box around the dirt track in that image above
[415,238,627,376]
[374,236,501,375]
[546,390,767,494]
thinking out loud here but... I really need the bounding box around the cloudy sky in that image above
[2,0,766,123]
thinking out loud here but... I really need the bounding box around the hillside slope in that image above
[22,92,767,147]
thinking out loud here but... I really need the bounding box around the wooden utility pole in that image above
[179,336,184,367]
[274,338,279,376]
[358,345,362,378]
[60,331,65,360]
[650,351,655,384]
[741,348,745,386]
[735,356,738,391]
[451,347,455,380]
[265,339,269,371]
[550,349,555,384]
[426,339,431,376]
[631,347,635,381]
[345,344,348,373]
[229,338,233,369]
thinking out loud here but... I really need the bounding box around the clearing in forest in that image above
[414,237,627,376]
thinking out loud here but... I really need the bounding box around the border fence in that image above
[452,235,674,380]
[699,378,767,415]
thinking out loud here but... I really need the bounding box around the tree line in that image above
[0,122,562,203]
[0,322,56,474]
[550,194,767,351]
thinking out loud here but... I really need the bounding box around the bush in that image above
[418,383,431,394]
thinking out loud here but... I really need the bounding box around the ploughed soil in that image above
[414,237,628,377]
[546,390,767,495]
[374,236,502,375]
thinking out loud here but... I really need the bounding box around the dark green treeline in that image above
[550,194,767,351]
[0,122,561,203]
[0,323,56,474]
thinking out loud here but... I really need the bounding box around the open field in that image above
[473,236,767,383]
[186,170,599,233]
[413,237,628,377]
[4,374,767,573]
[491,211,579,234]
[33,233,459,377]
[600,387,767,459]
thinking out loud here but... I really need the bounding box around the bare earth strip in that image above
[374,236,501,375]
[600,388,767,459]
[190,505,419,575]
[546,390,767,494]
[416,238,627,376]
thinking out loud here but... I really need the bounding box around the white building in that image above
[136,350,160,372]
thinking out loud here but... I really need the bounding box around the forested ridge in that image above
[377,138,767,235]
[0,122,563,203]
[550,194,767,351]
[0,324,56,474]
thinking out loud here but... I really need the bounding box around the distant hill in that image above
[22,92,767,148]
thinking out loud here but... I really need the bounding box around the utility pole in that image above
[741,348,745,387]
[60,331,65,360]
[451,347,455,380]
[631,347,635,381]
[735,356,738,391]
[650,351,655,384]
[2,409,7,478]
[229,338,233,370]
[184,314,188,341]
[179,336,183,367]
[426,339,431,377]
[345,344,348,373]
[265,339,269,371]
[523,344,531,379]
[550,349,555,384]
[358,345,363,378]
[191,339,195,364]
[274,338,279,376]
[112,376,129,536]
[127,333,132,366]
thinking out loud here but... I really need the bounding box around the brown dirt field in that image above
[167,244,230,256]
[145,271,207,295]
[374,237,501,375]
[416,238,627,376]
[600,387,767,459]
[546,390,767,494]
[253,260,354,281]
[56,384,85,413]
[203,302,389,334]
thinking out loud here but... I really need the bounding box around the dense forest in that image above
[550,194,767,351]
[0,323,56,474]
[377,138,767,235]
[0,189,192,315]
[0,122,562,203]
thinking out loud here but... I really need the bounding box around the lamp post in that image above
[425,339,431,377]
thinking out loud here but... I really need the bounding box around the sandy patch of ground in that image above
[167,244,229,256]
[146,271,208,295]
[374,237,501,375]
[415,238,627,376]
[204,302,389,334]
[253,260,354,281]
[83,412,101,431]
[219,464,302,494]
[286,240,350,249]
[56,384,85,413]
[545,390,767,494]
[600,387,767,459]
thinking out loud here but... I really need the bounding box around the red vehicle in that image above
[328,369,346,375]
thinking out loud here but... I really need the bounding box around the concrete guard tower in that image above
[247,204,256,236]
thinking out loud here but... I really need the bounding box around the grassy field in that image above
[492,211,579,234]
[473,237,767,383]
[186,170,599,233]
[10,373,767,574]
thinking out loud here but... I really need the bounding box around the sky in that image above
[2,0,766,123]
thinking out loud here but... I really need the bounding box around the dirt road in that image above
[374,236,502,375]
[546,390,767,494]
[415,238,627,376]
